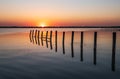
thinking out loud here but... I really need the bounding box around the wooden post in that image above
[32,30,34,44]
[41,31,43,46]
[32,30,34,37]
[50,31,53,50]
[35,30,37,38]
[63,32,65,54]
[55,31,57,52]
[71,31,74,58]
[29,30,32,42]
[94,32,97,65]
[81,32,83,61]
[38,30,40,45]
[35,30,38,44]
[112,32,116,71]
[46,31,48,48]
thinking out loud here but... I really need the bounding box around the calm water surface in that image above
[0,28,120,79]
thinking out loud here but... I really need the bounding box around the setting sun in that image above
[38,23,47,27]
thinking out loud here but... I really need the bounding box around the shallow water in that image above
[0,28,120,79]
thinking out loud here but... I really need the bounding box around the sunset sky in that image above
[0,0,120,26]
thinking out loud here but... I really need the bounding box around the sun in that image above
[38,23,46,27]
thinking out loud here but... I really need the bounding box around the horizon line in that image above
[0,26,120,28]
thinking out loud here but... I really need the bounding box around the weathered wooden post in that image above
[50,31,53,50]
[71,31,74,58]
[112,32,116,71]
[41,31,43,46]
[81,32,84,61]
[94,32,97,65]
[63,32,65,54]
[32,30,34,44]
[35,30,38,44]
[38,30,40,45]
[35,30,37,38]
[29,30,32,42]
[55,31,58,52]
[46,31,48,48]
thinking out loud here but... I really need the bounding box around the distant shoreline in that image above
[0,26,120,28]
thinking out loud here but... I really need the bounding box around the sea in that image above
[0,28,120,79]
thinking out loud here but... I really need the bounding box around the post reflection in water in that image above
[29,30,118,72]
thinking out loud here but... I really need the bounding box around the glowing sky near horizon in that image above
[0,0,120,26]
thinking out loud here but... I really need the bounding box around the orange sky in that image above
[0,0,120,26]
